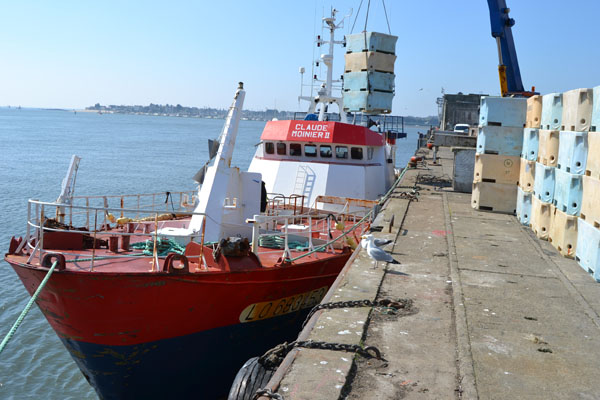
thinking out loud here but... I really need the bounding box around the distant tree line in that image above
[86,103,438,125]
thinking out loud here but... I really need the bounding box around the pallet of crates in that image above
[531,150,554,241]
[577,86,598,278]
[516,101,540,226]
[472,96,525,213]
[530,93,560,240]
[544,89,591,249]
[586,85,600,180]
[558,86,599,278]
[342,32,397,114]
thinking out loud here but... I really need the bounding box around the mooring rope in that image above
[0,260,59,355]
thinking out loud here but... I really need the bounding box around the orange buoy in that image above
[427,142,433,149]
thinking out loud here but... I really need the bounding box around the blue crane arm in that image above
[487,0,525,95]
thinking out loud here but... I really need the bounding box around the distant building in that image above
[440,93,487,130]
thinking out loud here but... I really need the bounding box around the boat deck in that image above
[257,146,600,399]
[9,217,361,273]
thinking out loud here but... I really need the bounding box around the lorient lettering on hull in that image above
[239,286,328,322]
[4,7,401,400]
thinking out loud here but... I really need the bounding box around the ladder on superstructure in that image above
[293,165,315,207]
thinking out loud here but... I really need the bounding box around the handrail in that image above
[71,190,196,200]
[27,199,207,217]
[284,165,411,263]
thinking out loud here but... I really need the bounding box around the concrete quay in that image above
[260,147,600,399]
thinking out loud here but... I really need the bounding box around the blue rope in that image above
[0,260,58,355]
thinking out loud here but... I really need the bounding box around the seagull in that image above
[360,234,393,249]
[361,235,400,268]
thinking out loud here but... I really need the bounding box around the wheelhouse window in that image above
[320,145,332,158]
[290,143,302,156]
[367,147,374,160]
[351,147,363,160]
[265,142,274,154]
[335,146,348,159]
[276,142,286,155]
[304,144,317,157]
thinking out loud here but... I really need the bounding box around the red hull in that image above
[8,253,349,346]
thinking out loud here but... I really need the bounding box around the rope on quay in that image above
[0,260,59,355]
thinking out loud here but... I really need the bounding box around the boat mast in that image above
[214,82,245,168]
[299,8,348,123]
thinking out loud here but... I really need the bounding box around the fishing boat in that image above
[4,9,400,400]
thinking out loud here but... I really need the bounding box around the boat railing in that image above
[65,190,198,229]
[20,197,373,272]
[266,193,306,216]
[22,198,207,271]
[249,208,373,262]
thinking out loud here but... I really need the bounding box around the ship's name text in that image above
[290,123,330,139]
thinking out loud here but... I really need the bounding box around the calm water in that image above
[0,108,422,399]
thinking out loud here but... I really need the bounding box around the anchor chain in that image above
[253,388,284,400]
[302,298,413,328]
[258,339,385,370]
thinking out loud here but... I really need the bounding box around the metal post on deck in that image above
[85,198,90,230]
[197,216,207,271]
[39,205,45,265]
[25,201,31,245]
[283,218,291,260]
[251,218,259,254]
[90,210,97,272]
[308,215,315,253]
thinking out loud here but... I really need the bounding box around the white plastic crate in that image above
[526,95,542,128]
[479,96,526,128]
[533,162,555,203]
[561,88,593,132]
[516,186,532,225]
[575,218,600,281]
[541,92,562,131]
[531,196,552,240]
[473,154,520,184]
[557,131,587,175]
[538,130,560,167]
[472,181,517,214]
[553,168,582,216]
[518,158,535,192]
[476,126,523,156]
[548,205,577,258]
[521,128,539,161]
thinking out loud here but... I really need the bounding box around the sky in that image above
[1,0,599,117]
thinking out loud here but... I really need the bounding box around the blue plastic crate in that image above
[516,186,532,225]
[534,162,555,203]
[342,90,393,114]
[553,168,582,216]
[476,126,523,156]
[541,93,562,131]
[521,128,539,161]
[345,32,398,54]
[557,131,588,174]
[479,96,527,128]
[592,85,600,132]
[343,71,395,92]
[575,218,600,281]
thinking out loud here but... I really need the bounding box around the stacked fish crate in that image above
[472,96,526,213]
[342,32,397,114]
[577,85,600,280]
[546,88,592,258]
[516,95,541,225]
[531,93,561,240]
